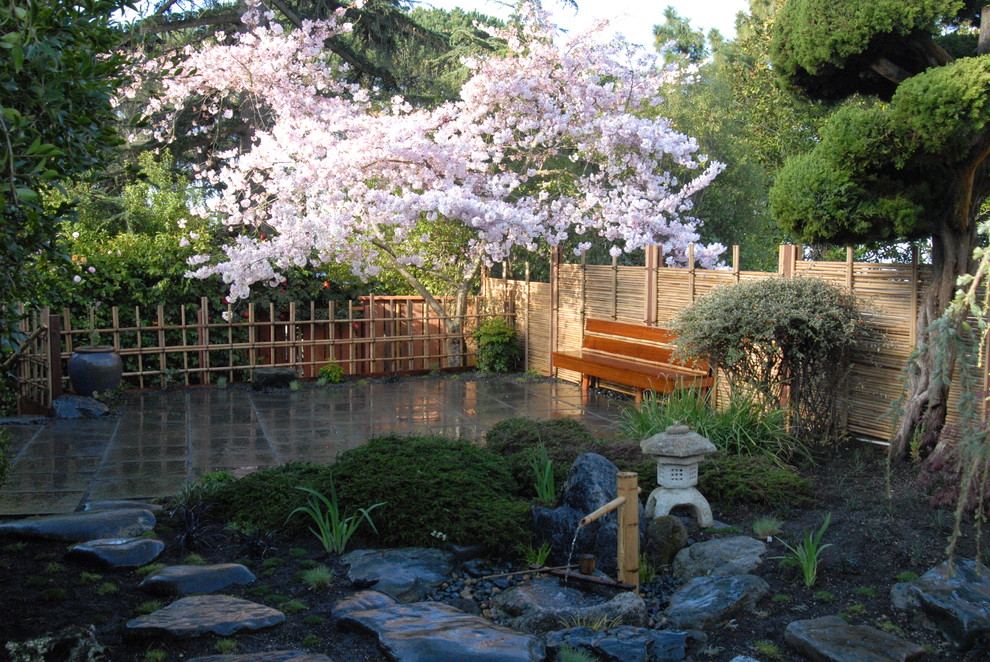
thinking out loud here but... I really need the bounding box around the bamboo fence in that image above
[482,244,985,441]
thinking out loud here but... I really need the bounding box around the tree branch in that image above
[139,12,243,35]
[868,57,911,84]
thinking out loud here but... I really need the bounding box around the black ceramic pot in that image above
[68,346,123,397]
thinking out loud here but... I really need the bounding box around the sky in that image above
[417,0,751,47]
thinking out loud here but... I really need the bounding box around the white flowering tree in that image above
[131,4,724,364]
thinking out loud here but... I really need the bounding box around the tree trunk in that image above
[889,216,978,461]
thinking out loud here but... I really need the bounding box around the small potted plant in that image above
[68,321,122,397]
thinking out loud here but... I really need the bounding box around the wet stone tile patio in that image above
[0,378,626,516]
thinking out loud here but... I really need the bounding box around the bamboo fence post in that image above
[199,297,210,385]
[910,246,918,349]
[524,261,531,372]
[617,471,640,590]
[688,244,696,304]
[845,246,855,291]
[48,312,62,401]
[610,252,618,320]
[157,305,166,387]
[732,245,740,282]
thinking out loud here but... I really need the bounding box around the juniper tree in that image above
[768,0,990,460]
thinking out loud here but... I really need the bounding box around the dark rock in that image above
[890,558,990,649]
[52,394,110,418]
[785,615,927,662]
[447,596,481,615]
[671,536,765,580]
[0,508,155,542]
[450,543,486,563]
[338,601,544,662]
[342,548,455,603]
[4,624,105,661]
[81,499,162,512]
[727,657,762,662]
[490,576,646,635]
[251,368,298,390]
[545,625,688,662]
[462,558,488,577]
[188,652,334,662]
[126,595,284,639]
[333,590,399,617]
[665,574,769,631]
[67,537,165,570]
[645,516,688,569]
[139,563,256,596]
[531,453,646,574]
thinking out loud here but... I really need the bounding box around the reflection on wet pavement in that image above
[0,379,626,515]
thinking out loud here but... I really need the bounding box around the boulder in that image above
[342,548,455,603]
[52,394,110,418]
[644,516,688,569]
[665,574,769,631]
[490,576,646,635]
[126,595,284,639]
[531,453,646,574]
[338,601,544,662]
[671,536,765,580]
[139,563,256,596]
[890,558,990,649]
[0,508,155,542]
[251,368,298,390]
[67,537,165,570]
[545,625,689,662]
[785,615,927,662]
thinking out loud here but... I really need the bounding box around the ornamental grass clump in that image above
[671,277,867,440]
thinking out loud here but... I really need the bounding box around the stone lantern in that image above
[640,422,717,527]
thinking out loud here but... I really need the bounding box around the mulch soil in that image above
[0,436,987,661]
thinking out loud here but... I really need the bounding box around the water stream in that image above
[563,524,582,584]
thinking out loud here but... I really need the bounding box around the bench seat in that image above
[551,319,712,402]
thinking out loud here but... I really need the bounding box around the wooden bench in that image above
[551,319,713,402]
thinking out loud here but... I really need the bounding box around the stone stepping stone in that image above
[545,625,689,662]
[53,394,109,418]
[333,590,399,617]
[490,577,646,635]
[338,600,544,662]
[342,548,455,603]
[140,563,256,596]
[665,574,769,631]
[67,537,165,570]
[671,536,766,580]
[0,508,156,542]
[82,499,162,512]
[189,652,333,662]
[785,615,926,662]
[891,558,990,649]
[126,595,284,639]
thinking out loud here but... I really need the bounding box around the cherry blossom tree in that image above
[131,3,724,364]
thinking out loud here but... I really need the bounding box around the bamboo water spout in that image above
[577,471,640,590]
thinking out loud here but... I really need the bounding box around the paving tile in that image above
[2,470,96,493]
[1,425,45,457]
[87,476,188,500]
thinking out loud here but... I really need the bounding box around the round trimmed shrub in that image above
[472,318,522,373]
[330,435,531,553]
[671,276,865,440]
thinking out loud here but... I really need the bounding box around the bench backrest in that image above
[582,319,709,373]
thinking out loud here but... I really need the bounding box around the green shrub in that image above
[318,362,345,384]
[671,277,865,439]
[209,463,336,535]
[472,317,521,373]
[699,455,814,508]
[620,388,806,465]
[331,435,531,553]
